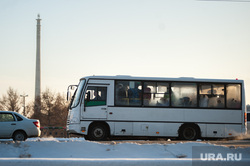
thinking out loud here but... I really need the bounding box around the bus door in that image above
[83,86,108,119]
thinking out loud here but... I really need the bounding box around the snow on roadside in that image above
[0,138,249,159]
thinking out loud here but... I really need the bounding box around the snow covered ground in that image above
[0,138,250,166]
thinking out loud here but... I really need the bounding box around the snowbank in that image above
[0,138,220,158]
[0,138,250,166]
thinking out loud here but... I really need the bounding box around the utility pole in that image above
[20,94,28,116]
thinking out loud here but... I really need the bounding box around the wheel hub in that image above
[94,128,104,138]
[184,127,196,140]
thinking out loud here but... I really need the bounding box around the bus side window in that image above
[212,84,225,108]
[199,84,225,108]
[127,81,142,106]
[226,84,241,109]
[171,83,197,107]
[143,82,169,107]
[85,87,107,107]
[115,82,128,105]
[199,84,211,108]
[115,81,142,106]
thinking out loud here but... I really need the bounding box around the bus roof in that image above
[80,75,244,83]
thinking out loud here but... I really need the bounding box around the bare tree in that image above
[24,101,35,118]
[0,103,3,110]
[52,92,68,126]
[0,87,21,112]
[33,88,68,127]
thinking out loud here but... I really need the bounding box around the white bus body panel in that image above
[107,107,242,138]
[67,76,246,139]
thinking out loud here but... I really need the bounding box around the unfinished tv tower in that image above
[34,14,41,115]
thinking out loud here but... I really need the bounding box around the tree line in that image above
[0,87,68,127]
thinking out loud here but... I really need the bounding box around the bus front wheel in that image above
[88,123,108,141]
[178,124,200,140]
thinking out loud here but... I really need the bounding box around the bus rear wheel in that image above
[88,123,108,141]
[179,124,200,140]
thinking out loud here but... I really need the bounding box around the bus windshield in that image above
[71,79,85,108]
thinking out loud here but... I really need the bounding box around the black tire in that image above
[13,131,27,141]
[84,135,89,140]
[179,124,200,140]
[88,123,108,141]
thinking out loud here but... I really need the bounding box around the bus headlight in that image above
[71,117,79,124]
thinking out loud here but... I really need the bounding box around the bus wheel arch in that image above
[88,121,110,141]
[178,123,201,140]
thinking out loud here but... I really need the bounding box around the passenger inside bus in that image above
[128,82,142,105]
[93,91,101,100]
[216,99,224,108]
[199,95,208,107]
[227,98,241,108]
[143,86,151,106]
[181,97,192,106]
[116,83,127,105]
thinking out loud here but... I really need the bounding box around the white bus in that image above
[66,76,247,141]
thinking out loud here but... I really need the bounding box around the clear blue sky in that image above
[0,0,250,104]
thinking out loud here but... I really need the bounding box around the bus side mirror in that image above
[67,85,78,101]
[67,91,71,101]
[67,85,72,101]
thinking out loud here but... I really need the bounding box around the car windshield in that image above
[71,79,86,108]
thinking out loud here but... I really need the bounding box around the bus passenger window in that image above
[127,81,142,106]
[226,84,241,109]
[85,87,107,106]
[115,81,142,106]
[212,84,225,108]
[199,84,210,107]
[171,83,197,107]
[115,83,128,105]
[143,82,169,107]
[199,84,225,108]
